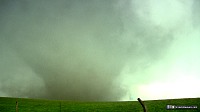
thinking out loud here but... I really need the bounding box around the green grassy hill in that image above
[0,97,199,112]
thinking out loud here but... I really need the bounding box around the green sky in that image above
[0,0,200,101]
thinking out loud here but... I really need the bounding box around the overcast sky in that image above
[0,0,200,101]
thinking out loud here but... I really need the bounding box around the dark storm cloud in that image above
[0,0,185,101]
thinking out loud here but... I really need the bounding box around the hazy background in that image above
[0,0,200,101]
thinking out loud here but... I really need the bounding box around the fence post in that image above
[16,100,18,112]
[137,98,147,112]
[60,102,61,112]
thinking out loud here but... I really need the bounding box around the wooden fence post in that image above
[137,98,147,112]
[16,100,18,112]
[60,102,61,112]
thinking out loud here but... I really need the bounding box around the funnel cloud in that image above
[0,0,200,101]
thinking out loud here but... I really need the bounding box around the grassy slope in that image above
[0,97,199,112]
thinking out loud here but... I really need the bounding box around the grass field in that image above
[0,97,199,112]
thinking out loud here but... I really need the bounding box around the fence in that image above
[15,98,146,112]
[16,100,18,112]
